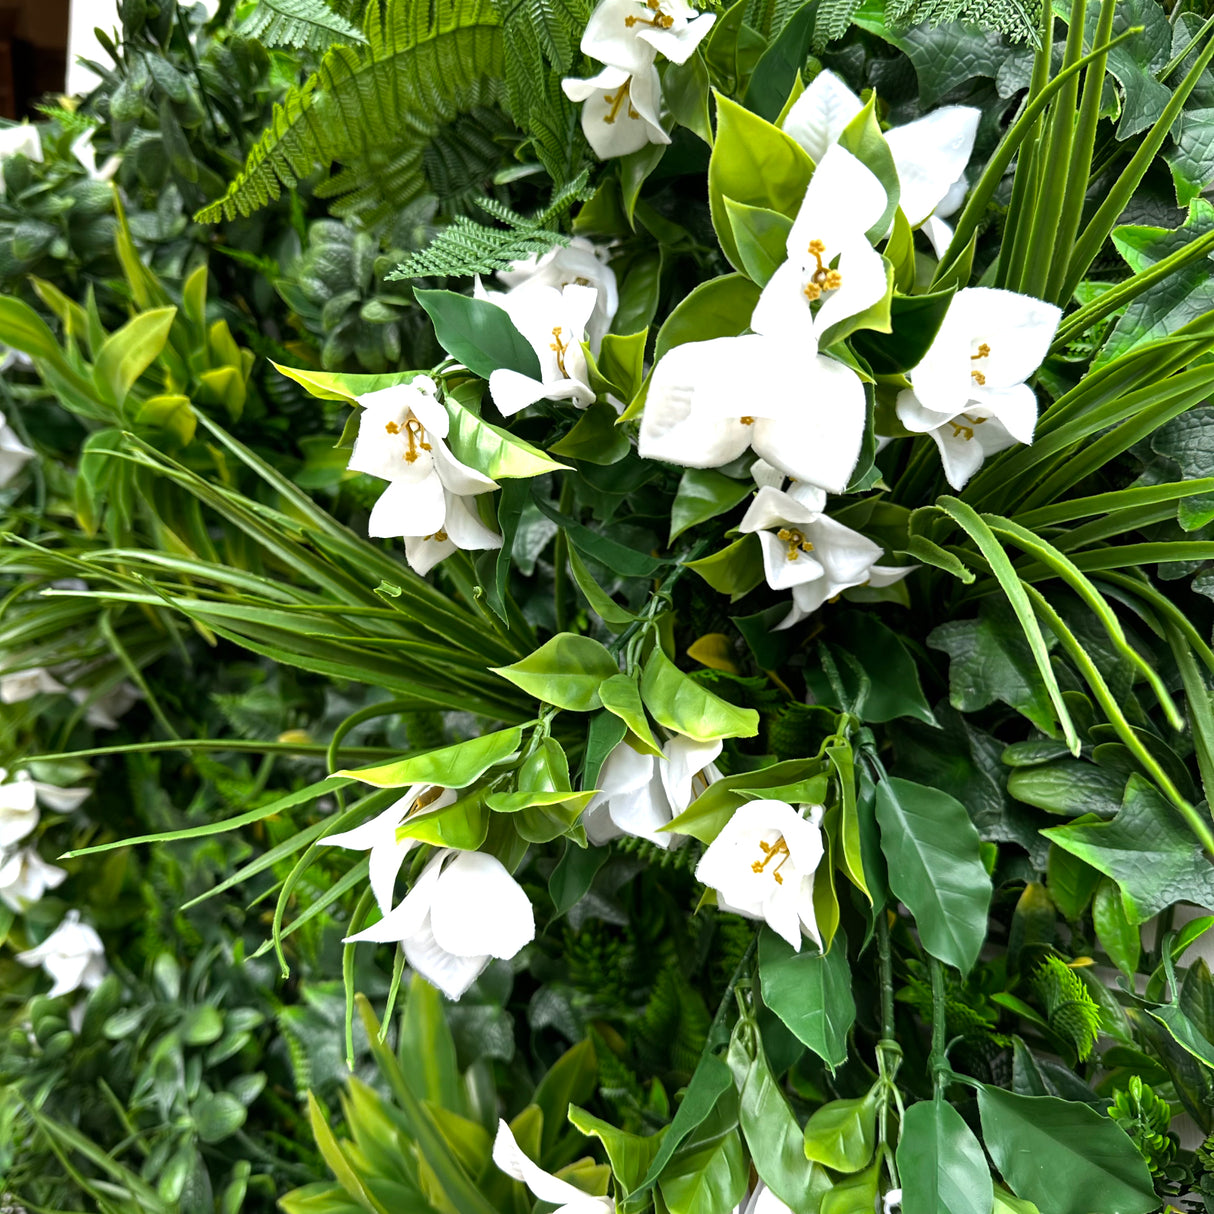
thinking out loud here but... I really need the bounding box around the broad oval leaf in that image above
[898,1099,993,1214]
[416,288,540,380]
[338,725,523,788]
[94,307,177,410]
[640,647,759,741]
[492,634,619,712]
[802,1089,877,1174]
[445,395,569,479]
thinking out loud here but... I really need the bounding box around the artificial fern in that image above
[238,0,367,50]
[884,0,1040,42]
[1031,956,1102,1061]
[812,0,867,50]
[196,0,507,225]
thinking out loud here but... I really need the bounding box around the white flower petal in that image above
[960,287,1062,389]
[493,1120,615,1211]
[368,474,446,540]
[738,484,820,534]
[659,736,723,816]
[442,491,504,553]
[581,0,658,73]
[813,238,887,341]
[430,439,498,496]
[32,782,90,813]
[403,916,490,1000]
[781,71,863,164]
[404,531,458,576]
[429,851,535,961]
[884,106,980,227]
[490,369,553,417]
[757,530,825,592]
[346,851,448,944]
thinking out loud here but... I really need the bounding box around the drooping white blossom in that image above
[562,64,670,160]
[497,238,619,354]
[348,378,502,574]
[580,0,715,73]
[0,845,66,911]
[347,849,535,1000]
[492,1120,614,1214]
[323,783,456,915]
[782,70,980,233]
[0,768,89,849]
[478,282,598,414]
[0,667,66,704]
[737,486,913,628]
[16,910,107,998]
[895,286,1062,490]
[695,798,825,950]
[583,734,721,848]
[0,411,35,487]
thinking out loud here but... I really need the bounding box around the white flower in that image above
[71,681,141,730]
[347,849,535,1000]
[881,1188,902,1214]
[16,910,106,998]
[750,144,889,350]
[637,333,867,494]
[479,281,598,415]
[583,734,721,848]
[738,486,913,629]
[348,378,502,574]
[782,71,980,231]
[0,768,90,847]
[738,1185,796,1214]
[496,237,619,354]
[0,123,42,195]
[895,286,1062,490]
[579,0,715,73]
[0,411,35,487]
[492,1120,614,1214]
[696,799,825,950]
[0,845,66,911]
[323,783,456,915]
[0,667,65,704]
[563,64,670,160]
[69,128,121,182]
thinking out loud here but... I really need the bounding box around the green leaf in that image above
[685,535,765,598]
[669,760,827,844]
[193,1093,248,1145]
[0,295,69,364]
[898,1099,993,1214]
[654,273,762,362]
[568,1105,664,1197]
[640,647,759,741]
[659,1128,748,1214]
[1043,774,1214,925]
[1150,957,1214,1068]
[444,393,569,479]
[338,726,523,788]
[1166,107,1214,206]
[826,613,936,725]
[802,1089,877,1173]
[92,307,177,409]
[852,289,954,376]
[758,926,855,1071]
[836,95,899,243]
[533,1038,598,1158]
[873,776,992,974]
[566,546,637,628]
[976,1087,1157,1214]
[1007,761,1126,819]
[549,842,610,917]
[723,198,794,287]
[400,974,465,1114]
[670,468,753,543]
[599,674,663,755]
[549,402,630,464]
[1046,846,1102,921]
[1093,878,1140,978]
[270,363,422,404]
[708,93,813,272]
[492,633,618,712]
[415,289,541,380]
[743,1,816,120]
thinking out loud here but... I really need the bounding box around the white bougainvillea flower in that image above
[71,681,141,730]
[638,333,867,494]
[348,378,501,570]
[0,845,67,911]
[324,783,456,915]
[580,0,715,72]
[739,488,913,628]
[0,411,35,486]
[751,144,889,349]
[16,910,107,998]
[347,849,535,1000]
[497,237,620,353]
[583,734,722,848]
[480,282,598,415]
[492,1120,614,1214]
[563,64,670,160]
[920,174,968,258]
[696,798,825,950]
[895,286,1062,490]
[0,123,42,195]
[782,70,980,230]
[0,769,88,849]
[0,667,66,704]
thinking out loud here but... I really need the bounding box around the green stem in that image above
[929,957,949,1098]
[554,476,574,634]
[877,907,896,1044]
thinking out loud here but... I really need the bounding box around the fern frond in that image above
[196,0,506,224]
[238,0,367,50]
[813,0,866,49]
[743,0,804,39]
[1032,955,1101,1061]
[390,214,570,278]
[884,0,1039,43]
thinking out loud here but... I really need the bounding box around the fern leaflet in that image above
[884,0,1039,42]
[196,0,506,224]
[237,0,367,50]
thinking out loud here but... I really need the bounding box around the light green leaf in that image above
[684,535,765,598]
[1092,877,1141,978]
[802,1089,877,1173]
[670,469,752,543]
[873,776,992,974]
[658,1127,748,1214]
[270,362,421,403]
[338,726,523,788]
[93,307,177,409]
[898,1099,993,1214]
[654,273,762,362]
[445,395,569,479]
[598,673,663,755]
[568,1105,665,1197]
[492,634,619,712]
[640,647,759,741]
[723,197,793,286]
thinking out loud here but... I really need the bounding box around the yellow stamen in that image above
[413,785,445,811]
[802,238,843,303]
[739,415,755,425]
[971,342,991,386]
[422,528,449,542]
[550,326,569,376]
[603,77,640,124]
[625,0,674,27]
[752,837,791,884]
[948,413,987,441]
[776,527,815,561]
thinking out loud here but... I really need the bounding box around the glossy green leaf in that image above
[723,198,793,286]
[640,647,759,741]
[566,546,637,628]
[93,307,177,409]
[654,273,762,362]
[802,1089,877,1173]
[685,535,765,598]
[1092,878,1140,978]
[668,759,826,844]
[598,674,663,755]
[415,289,540,380]
[568,1105,664,1197]
[759,926,854,1071]
[976,1087,1156,1214]
[400,973,465,1115]
[1007,761,1126,819]
[670,469,753,543]
[445,395,568,479]
[270,363,422,404]
[533,1038,598,1158]
[898,1099,993,1214]
[1045,846,1102,921]
[550,402,630,465]
[492,633,618,712]
[338,726,523,788]
[874,776,992,974]
[659,1126,748,1214]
